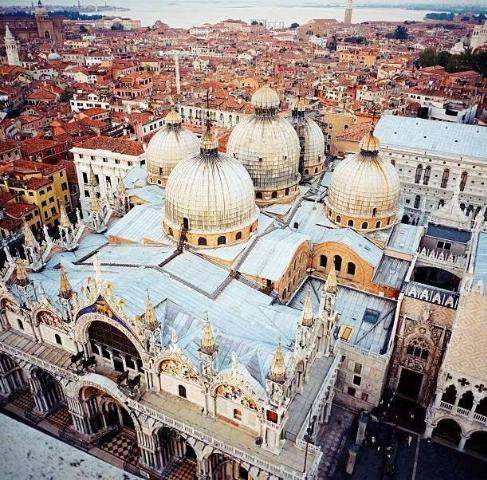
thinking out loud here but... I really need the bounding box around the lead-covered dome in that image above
[325,130,400,231]
[163,128,259,248]
[147,109,200,186]
[227,85,300,206]
[289,98,326,179]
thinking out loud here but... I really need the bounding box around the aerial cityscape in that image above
[0,1,486,479]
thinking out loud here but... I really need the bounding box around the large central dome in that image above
[146,109,200,186]
[226,85,300,206]
[163,128,259,248]
[325,130,400,231]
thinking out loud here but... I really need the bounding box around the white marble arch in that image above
[74,312,149,367]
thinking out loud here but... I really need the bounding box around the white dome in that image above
[289,106,325,177]
[251,85,280,110]
[326,132,400,228]
[164,131,259,237]
[147,110,200,184]
[227,88,300,200]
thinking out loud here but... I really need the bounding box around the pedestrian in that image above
[407,435,412,446]
[371,435,376,445]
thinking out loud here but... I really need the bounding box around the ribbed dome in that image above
[147,110,200,186]
[289,101,325,178]
[251,85,280,110]
[326,131,400,230]
[227,88,300,205]
[164,129,259,247]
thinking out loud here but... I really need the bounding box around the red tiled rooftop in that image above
[73,136,144,156]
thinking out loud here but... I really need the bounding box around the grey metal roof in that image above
[291,278,397,355]
[375,115,487,161]
[386,223,423,255]
[373,256,410,289]
[474,232,487,284]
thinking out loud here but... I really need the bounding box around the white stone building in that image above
[374,116,487,226]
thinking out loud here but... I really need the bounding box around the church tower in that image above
[4,25,21,66]
[344,0,353,26]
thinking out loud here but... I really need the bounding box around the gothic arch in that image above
[210,378,261,415]
[154,352,203,388]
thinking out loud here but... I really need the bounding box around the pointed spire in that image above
[325,267,337,294]
[5,24,14,40]
[268,341,286,383]
[23,222,39,250]
[144,291,158,331]
[15,258,29,286]
[301,289,314,327]
[200,314,217,355]
[88,163,97,186]
[89,184,101,212]
[58,265,73,299]
[116,175,126,196]
[59,202,71,229]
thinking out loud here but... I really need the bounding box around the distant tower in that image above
[344,0,353,26]
[174,53,181,98]
[4,25,21,66]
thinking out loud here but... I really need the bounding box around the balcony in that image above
[439,401,487,426]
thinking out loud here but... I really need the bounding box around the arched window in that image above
[285,188,289,196]
[375,221,381,228]
[438,199,445,207]
[361,221,368,229]
[334,255,342,272]
[182,217,189,229]
[233,408,242,421]
[217,236,226,245]
[414,195,421,209]
[271,191,278,199]
[236,232,242,240]
[282,288,287,299]
[169,227,173,237]
[423,166,431,185]
[406,337,429,360]
[293,222,299,229]
[460,171,468,192]
[441,385,457,405]
[198,237,207,246]
[348,219,354,227]
[441,168,449,188]
[347,262,356,276]
[256,191,262,199]
[55,333,62,345]
[336,215,341,224]
[178,385,187,398]
[17,319,24,330]
[372,207,377,217]
[320,255,327,268]
[414,164,423,184]
[458,390,474,410]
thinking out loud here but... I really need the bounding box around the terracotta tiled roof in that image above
[73,135,144,156]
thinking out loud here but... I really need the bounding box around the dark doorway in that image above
[465,431,487,457]
[398,368,423,400]
[121,407,134,430]
[433,419,461,445]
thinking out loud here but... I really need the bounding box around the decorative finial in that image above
[301,289,314,327]
[171,327,178,347]
[231,351,238,375]
[144,291,158,331]
[325,267,337,294]
[23,222,38,249]
[59,202,71,229]
[15,258,29,286]
[200,313,217,355]
[268,340,286,383]
[58,265,73,299]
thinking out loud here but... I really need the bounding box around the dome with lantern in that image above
[146,109,200,186]
[325,129,400,231]
[163,126,259,248]
[288,97,326,179]
[226,85,300,205]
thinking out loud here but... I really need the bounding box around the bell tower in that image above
[5,25,21,66]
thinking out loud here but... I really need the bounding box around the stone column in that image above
[346,444,359,475]
[197,456,211,480]
[423,423,434,439]
[458,435,468,452]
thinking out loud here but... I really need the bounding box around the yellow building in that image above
[0,160,71,226]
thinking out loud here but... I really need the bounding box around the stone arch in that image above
[0,352,27,397]
[29,366,65,414]
[210,378,261,418]
[75,312,147,366]
[464,431,487,457]
[432,418,462,445]
[206,451,254,480]
[154,353,203,387]
[32,305,63,328]
[441,384,457,405]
